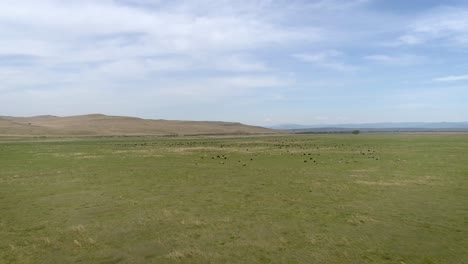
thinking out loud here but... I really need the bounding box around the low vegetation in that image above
[1,134,467,263]
[0,114,276,136]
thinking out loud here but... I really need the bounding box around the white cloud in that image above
[0,0,312,113]
[433,74,468,82]
[397,103,430,110]
[211,54,269,72]
[364,54,423,65]
[154,75,292,100]
[293,50,359,71]
[293,50,342,63]
[395,7,468,46]
[300,0,372,11]
[0,0,318,60]
[396,35,424,45]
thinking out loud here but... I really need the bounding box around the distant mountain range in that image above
[270,122,468,132]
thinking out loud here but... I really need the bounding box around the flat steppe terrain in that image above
[1,134,467,263]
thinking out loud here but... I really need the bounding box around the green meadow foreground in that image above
[0,134,467,263]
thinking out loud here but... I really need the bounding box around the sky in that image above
[1,0,468,126]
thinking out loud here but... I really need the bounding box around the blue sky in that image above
[1,0,467,125]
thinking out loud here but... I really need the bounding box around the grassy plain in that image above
[0,134,467,263]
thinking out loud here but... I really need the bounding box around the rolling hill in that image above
[0,114,276,136]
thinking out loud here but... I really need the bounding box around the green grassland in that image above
[1,134,467,263]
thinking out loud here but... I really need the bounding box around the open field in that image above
[1,134,467,263]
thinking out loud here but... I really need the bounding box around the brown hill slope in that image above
[0,117,57,135]
[0,114,276,136]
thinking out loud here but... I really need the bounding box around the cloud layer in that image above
[1,0,467,124]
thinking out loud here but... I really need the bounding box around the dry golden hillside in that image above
[0,114,276,136]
